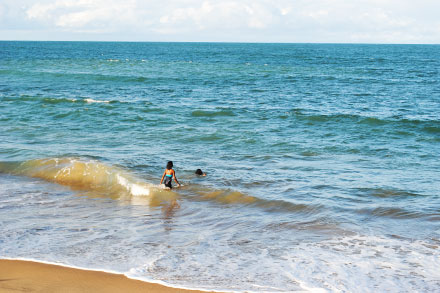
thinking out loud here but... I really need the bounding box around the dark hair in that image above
[166,161,173,170]
[195,169,203,175]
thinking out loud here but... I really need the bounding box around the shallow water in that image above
[0,41,439,292]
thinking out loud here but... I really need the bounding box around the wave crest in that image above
[0,158,153,197]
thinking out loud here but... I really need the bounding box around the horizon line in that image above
[1,39,439,46]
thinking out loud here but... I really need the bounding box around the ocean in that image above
[0,41,439,292]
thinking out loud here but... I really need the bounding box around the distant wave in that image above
[191,109,236,117]
[0,69,183,84]
[1,95,117,105]
[2,95,77,104]
[357,206,427,219]
[287,110,440,133]
[84,98,110,104]
[354,187,423,198]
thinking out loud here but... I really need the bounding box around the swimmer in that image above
[160,161,181,188]
[195,169,206,176]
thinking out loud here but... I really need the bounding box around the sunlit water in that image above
[0,41,439,292]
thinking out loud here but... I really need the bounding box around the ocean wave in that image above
[0,158,274,209]
[357,206,426,219]
[0,67,177,84]
[191,109,236,117]
[183,185,322,214]
[0,158,156,198]
[2,95,77,104]
[288,110,440,132]
[0,158,325,215]
[84,98,110,104]
[34,69,184,84]
[423,126,440,133]
[1,95,119,105]
[354,187,423,198]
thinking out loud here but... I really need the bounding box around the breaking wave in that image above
[0,157,153,198]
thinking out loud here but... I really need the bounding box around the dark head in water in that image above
[166,161,173,170]
[195,169,206,176]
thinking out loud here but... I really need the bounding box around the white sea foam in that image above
[84,98,110,103]
[115,226,440,292]
[116,174,150,196]
[1,172,439,292]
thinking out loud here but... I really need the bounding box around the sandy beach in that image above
[0,259,207,293]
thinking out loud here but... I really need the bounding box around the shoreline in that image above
[0,259,213,293]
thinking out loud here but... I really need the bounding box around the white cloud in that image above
[157,1,275,32]
[0,0,439,43]
[25,0,144,31]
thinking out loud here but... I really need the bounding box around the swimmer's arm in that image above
[173,171,181,187]
[160,170,166,184]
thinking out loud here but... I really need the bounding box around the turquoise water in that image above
[1,41,439,292]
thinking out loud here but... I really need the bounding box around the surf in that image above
[0,157,322,214]
[0,157,157,199]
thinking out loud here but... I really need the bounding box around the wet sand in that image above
[0,259,208,293]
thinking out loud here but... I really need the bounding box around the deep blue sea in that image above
[0,41,439,292]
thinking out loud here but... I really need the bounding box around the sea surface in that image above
[0,41,439,292]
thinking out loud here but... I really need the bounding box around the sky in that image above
[0,0,439,43]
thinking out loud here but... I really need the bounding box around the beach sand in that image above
[0,259,207,293]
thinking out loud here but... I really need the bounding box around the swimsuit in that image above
[163,173,173,188]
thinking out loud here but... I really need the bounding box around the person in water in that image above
[195,169,206,176]
[160,161,181,188]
